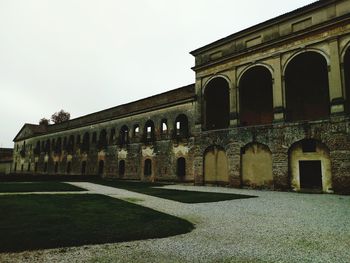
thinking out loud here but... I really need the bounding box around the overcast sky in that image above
[0,0,316,148]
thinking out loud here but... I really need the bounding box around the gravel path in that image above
[1,182,349,263]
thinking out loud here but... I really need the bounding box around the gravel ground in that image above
[1,183,349,263]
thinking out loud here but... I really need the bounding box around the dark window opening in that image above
[98,160,104,176]
[81,161,87,175]
[119,160,125,177]
[82,132,90,152]
[344,48,350,113]
[44,162,48,173]
[110,128,116,144]
[119,125,129,146]
[204,77,230,130]
[177,157,186,178]
[34,141,40,155]
[133,125,140,137]
[144,120,155,142]
[27,163,31,172]
[54,138,62,154]
[45,139,51,153]
[239,66,273,126]
[285,52,330,121]
[63,137,67,151]
[144,159,152,176]
[302,139,317,153]
[76,135,81,146]
[92,132,97,143]
[67,135,75,153]
[21,164,24,171]
[14,162,17,172]
[98,130,107,150]
[174,114,189,138]
[34,162,37,172]
[299,160,322,189]
[66,162,71,174]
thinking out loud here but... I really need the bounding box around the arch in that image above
[144,120,155,142]
[241,142,273,188]
[98,129,107,149]
[160,119,168,135]
[284,51,330,121]
[344,46,350,113]
[288,139,332,193]
[98,160,104,176]
[133,124,140,137]
[119,160,125,178]
[239,66,273,126]
[144,159,152,176]
[203,77,230,130]
[177,157,186,179]
[82,132,90,152]
[119,125,129,145]
[174,114,189,138]
[81,161,87,175]
[203,145,229,184]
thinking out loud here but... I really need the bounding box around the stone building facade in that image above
[13,0,350,193]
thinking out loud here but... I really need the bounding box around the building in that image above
[13,0,350,194]
[0,148,13,175]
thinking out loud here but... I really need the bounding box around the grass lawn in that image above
[92,180,256,203]
[0,194,194,252]
[0,182,85,193]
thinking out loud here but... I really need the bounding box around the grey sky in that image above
[0,0,316,148]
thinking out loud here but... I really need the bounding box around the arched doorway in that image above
[204,78,230,130]
[344,47,350,113]
[119,160,125,178]
[144,159,152,177]
[204,146,228,184]
[241,143,273,188]
[285,51,330,121]
[289,139,332,193]
[98,160,104,176]
[177,157,186,180]
[239,66,273,126]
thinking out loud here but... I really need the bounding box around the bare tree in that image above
[51,110,71,124]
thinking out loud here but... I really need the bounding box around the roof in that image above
[14,84,196,141]
[190,0,334,56]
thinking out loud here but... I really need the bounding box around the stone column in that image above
[194,78,202,132]
[329,38,345,114]
[228,68,238,127]
[271,55,285,121]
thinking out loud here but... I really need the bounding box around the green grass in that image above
[92,180,256,203]
[0,194,194,252]
[0,182,85,192]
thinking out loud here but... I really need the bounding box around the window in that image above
[144,159,152,176]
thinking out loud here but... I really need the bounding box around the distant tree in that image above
[51,110,71,124]
[39,118,50,126]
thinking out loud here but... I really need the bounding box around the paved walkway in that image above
[1,182,350,263]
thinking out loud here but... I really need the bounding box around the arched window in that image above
[174,114,189,138]
[81,161,87,175]
[177,157,186,178]
[55,138,62,154]
[98,129,107,150]
[98,160,104,176]
[110,128,116,144]
[344,47,350,113]
[285,52,330,121]
[144,120,155,142]
[119,160,125,177]
[239,66,273,126]
[45,139,51,153]
[76,134,81,146]
[144,159,152,176]
[119,125,129,146]
[92,132,97,143]
[63,137,67,151]
[133,124,140,137]
[161,119,168,135]
[67,135,75,153]
[204,77,230,130]
[82,132,90,152]
[34,141,40,155]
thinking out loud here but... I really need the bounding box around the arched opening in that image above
[45,139,51,153]
[119,125,129,146]
[144,159,152,176]
[161,119,168,135]
[76,135,81,147]
[204,145,228,184]
[133,124,140,137]
[204,78,230,130]
[81,161,87,175]
[34,141,40,155]
[92,132,97,144]
[66,162,71,174]
[177,157,186,179]
[82,132,90,152]
[239,66,273,126]
[344,47,350,113]
[110,128,116,144]
[144,120,155,142]
[98,129,107,150]
[98,160,104,176]
[174,114,189,138]
[55,138,62,154]
[67,135,74,153]
[63,137,67,151]
[241,143,273,188]
[119,160,125,178]
[289,139,332,193]
[285,52,330,121]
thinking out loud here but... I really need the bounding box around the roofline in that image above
[190,0,334,56]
